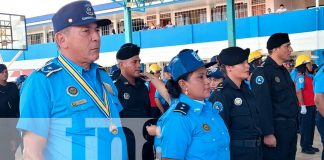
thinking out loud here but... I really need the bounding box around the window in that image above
[252,0,266,16]
[160,13,171,27]
[146,15,156,27]
[211,2,248,21]
[101,23,114,35]
[47,31,54,43]
[175,8,207,26]
[117,18,145,33]
[27,33,43,45]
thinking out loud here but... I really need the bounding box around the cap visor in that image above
[205,61,217,68]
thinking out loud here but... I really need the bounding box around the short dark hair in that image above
[166,72,191,98]
[296,64,307,73]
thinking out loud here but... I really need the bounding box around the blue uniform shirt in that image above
[157,94,230,160]
[17,57,127,160]
[295,73,313,90]
[314,65,324,93]
[290,68,298,81]
[155,79,168,107]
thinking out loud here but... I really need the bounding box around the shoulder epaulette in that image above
[174,102,190,115]
[37,62,62,77]
[257,62,265,68]
[216,82,224,89]
[98,65,109,72]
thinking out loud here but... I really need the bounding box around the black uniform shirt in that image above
[251,56,298,135]
[0,82,20,118]
[209,78,262,140]
[114,74,150,118]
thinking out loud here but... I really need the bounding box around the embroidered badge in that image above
[275,76,280,83]
[202,123,210,132]
[103,82,115,95]
[234,98,242,106]
[67,86,78,96]
[255,76,264,85]
[213,101,223,112]
[71,99,87,107]
[123,93,130,100]
[298,77,304,83]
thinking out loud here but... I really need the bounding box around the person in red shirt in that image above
[148,64,163,118]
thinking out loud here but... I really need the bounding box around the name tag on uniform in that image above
[71,99,87,107]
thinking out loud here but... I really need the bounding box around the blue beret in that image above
[210,55,218,63]
[116,43,140,60]
[52,1,111,33]
[0,64,7,72]
[267,33,290,50]
[218,47,250,66]
[169,49,215,81]
[208,69,224,79]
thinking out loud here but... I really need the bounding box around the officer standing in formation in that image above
[17,1,127,159]
[251,33,299,160]
[294,54,318,154]
[209,47,262,160]
[248,49,263,73]
[314,62,324,160]
[115,43,151,160]
[157,49,230,159]
[115,43,151,118]
[0,64,20,160]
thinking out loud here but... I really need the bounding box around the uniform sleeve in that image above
[295,74,305,91]
[314,71,324,93]
[16,71,51,138]
[214,93,231,129]
[251,69,274,135]
[161,114,192,159]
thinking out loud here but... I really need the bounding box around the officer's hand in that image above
[263,134,277,147]
[139,72,153,81]
[146,125,160,136]
[300,105,307,115]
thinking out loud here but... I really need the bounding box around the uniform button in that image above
[221,132,224,135]
[211,118,215,121]
[225,148,228,150]
[212,138,216,142]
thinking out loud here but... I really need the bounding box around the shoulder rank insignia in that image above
[37,61,62,77]
[174,102,190,115]
[217,82,223,89]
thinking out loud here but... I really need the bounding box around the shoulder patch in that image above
[174,102,190,115]
[255,75,264,85]
[37,62,62,77]
[213,101,223,112]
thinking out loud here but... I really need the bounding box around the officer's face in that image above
[180,67,210,101]
[60,23,101,65]
[306,62,313,72]
[163,72,171,80]
[227,60,250,80]
[0,69,8,82]
[275,42,293,62]
[119,55,142,78]
[209,77,223,91]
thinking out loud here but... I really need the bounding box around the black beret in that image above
[0,64,7,72]
[267,33,290,50]
[218,47,250,66]
[116,43,140,60]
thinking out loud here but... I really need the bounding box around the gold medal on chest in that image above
[109,122,118,135]
[202,123,210,132]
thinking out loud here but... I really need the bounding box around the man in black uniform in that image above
[0,64,20,160]
[209,47,262,160]
[114,43,151,160]
[251,33,299,160]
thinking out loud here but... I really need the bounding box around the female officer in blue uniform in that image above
[157,49,230,160]
[314,64,324,160]
[209,47,262,160]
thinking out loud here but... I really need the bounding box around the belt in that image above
[231,139,261,148]
[274,117,296,121]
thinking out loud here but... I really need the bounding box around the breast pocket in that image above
[231,105,251,130]
[272,78,289,102]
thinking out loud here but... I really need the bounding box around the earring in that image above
[185,88,189,95]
